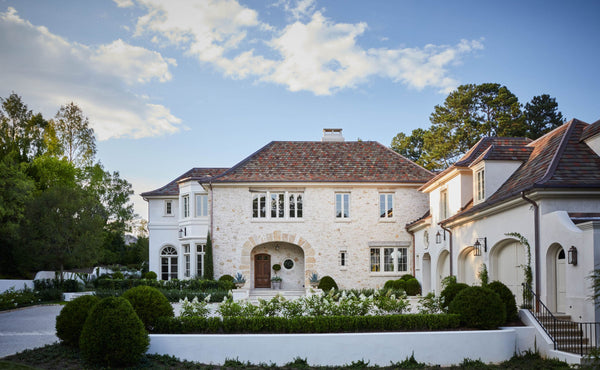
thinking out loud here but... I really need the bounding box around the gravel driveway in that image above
[0,305,62,358]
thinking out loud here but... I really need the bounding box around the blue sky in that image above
[1,0,599,219]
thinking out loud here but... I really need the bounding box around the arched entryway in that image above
[546,243,567,313]
[491,239,526,306]
[436,250,450,293]
[422,253,431,294]
[160,245,178,281]
[458,246,482,286]
[250,242,305,290]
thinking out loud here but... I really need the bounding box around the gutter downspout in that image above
[439,223,453,276]
[521,191,540,307]
[209,181,214,237]
[411,231,416,277]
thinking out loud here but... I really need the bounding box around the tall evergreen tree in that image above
[204,232,214,280]
[524,94,565,138]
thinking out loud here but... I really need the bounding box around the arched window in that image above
[160,246,178,280]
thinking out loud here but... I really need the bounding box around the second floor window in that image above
[476,169,485,201]
[182,195,190,218]
[165,200,173,215]
[335,193,350,218]
[252,191,303,220]
[195,194,208,217]
[439,190,448,220]
[379,193,393,218]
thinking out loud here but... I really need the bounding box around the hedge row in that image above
[95,288,227,303]
[153,314,460,334]
[96,278,233,291]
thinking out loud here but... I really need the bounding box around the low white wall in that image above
[0,280,34,293]
[149,330,518,366]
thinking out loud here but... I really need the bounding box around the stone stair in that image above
[248,289,305,303]
[535,313,593,355]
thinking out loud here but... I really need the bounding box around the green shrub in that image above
[112,271,124,279]
[0,287,40,310]
[488,281,518,323]
[79,297,149,366]
[449,286,506,329]
[122,286,173,329]
[56,295,100,347]
[440,282,469,309]
[404,278,421,296]
[219,274,234,283]
[318,276,338,291]
[383,279,406,291]
[144,271,157,280]
[400,274,414,281]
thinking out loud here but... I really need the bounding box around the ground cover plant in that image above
[1,344,574,369]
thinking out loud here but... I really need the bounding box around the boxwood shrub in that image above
[79,297,149,366]
[488,281,518,323]
[153,314,460,334]
[122,286,173,329]
[440,282,469,309]
[448,286,506,329]
[55,295,100,347]
[318,276,338,291]
[404,278,421,296]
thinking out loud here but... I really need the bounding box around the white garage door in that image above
[494,241,525,306]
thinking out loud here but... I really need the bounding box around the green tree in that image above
[390,128,428,167]
[0,93,47,161]
[524,94,565,139]
[53,102,96,167]
[204,232,214,280]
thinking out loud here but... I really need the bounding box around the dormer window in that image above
[439,190,448,220]
[476,169,485,201]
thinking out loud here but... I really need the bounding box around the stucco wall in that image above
[211,184,428,289]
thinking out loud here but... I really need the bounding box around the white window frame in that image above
[183,244,190,278]
[335,192,350,219]
[379,193,394,218]
[160,246,178,281]
[182,195,190,218]
[476,169,485,201]
[196,244,205,278]
[339,250,348,269]
[370,247,408,274]
[439,190,448,220]
[252,191,304,220]
[164,200,173,216]
[195,193,208,217]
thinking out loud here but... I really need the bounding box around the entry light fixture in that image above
[568,246,577,265]
[473,237,487,256]
[435,231,442,244]
[178,229,183,238]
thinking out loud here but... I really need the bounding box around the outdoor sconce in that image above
[568,246,577,265]
[473,237,487,256]
[178,229,183,238]
[435,231,442,244]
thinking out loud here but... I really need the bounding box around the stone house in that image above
[142,129,432,290]
[407,119,600,322]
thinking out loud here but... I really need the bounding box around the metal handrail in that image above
[522,283,599,356]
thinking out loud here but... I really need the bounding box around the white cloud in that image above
[113,0,135,8]
[0,7,182,140]
[128,0,483,96]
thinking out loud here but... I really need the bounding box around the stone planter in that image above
[235,282,245,289]
[271,281,282,289]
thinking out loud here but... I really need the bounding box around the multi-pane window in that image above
[379,193,393,218]
[183,244,190,278]
[476,169,485,201]
[196,244,205,278]
[183,195,190,218]
[195,194,208,217]
[370,247,408,273]
[160,246,178,280]
[335,193,350,218]
[165,200,173,215]
[339,250,347,268]
[252,191,304,220]
[439,190,448,220]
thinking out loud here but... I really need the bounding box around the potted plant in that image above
[272,264,281,274]
[271,276,282,289]
[309,272,320,288]
[233,272,246,288]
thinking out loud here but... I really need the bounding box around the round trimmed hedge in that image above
[440,282,469,309]
[55,295,100,347]
[448,286,506,329]
[79,297,149,366]
[488,281,518,323]
[317,275,338,291]
[143,271,157,280]
[404,278,421,296]
[383,279,405,291]
[122,286,173,329]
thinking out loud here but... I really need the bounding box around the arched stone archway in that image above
[458,246,482,286]
[490,238,526,306]
[422,253,431,294]
[546,243,566,313]
[436,250,450,294]
[240,231,316,289]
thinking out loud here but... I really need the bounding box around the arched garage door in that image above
[492,241,525,306]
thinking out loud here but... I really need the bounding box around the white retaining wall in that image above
[0,280,34,293]
[149,329,524,366]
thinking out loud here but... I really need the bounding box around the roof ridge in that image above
[210,141,276,182]
[536,119,579,185]
[381,142,434,176]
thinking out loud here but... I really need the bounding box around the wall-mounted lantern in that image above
[435,231,442,244]
[568,246,577,265]
[178,229,183,238]
[473,237,487,256]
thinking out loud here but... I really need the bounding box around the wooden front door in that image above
[254,254,271,288]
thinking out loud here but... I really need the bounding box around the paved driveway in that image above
[0,305,62,358]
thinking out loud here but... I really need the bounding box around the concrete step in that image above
[248,289,305,303]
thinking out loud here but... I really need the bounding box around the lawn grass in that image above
[1,344,575,369]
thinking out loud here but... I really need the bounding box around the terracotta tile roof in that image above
[211,141,434,183]
[141,168,228,197]
[406,210,431,229]
[443,119,600,224]
[419,137,531,190]
[581,119,600,141]
[471,145,533,166]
